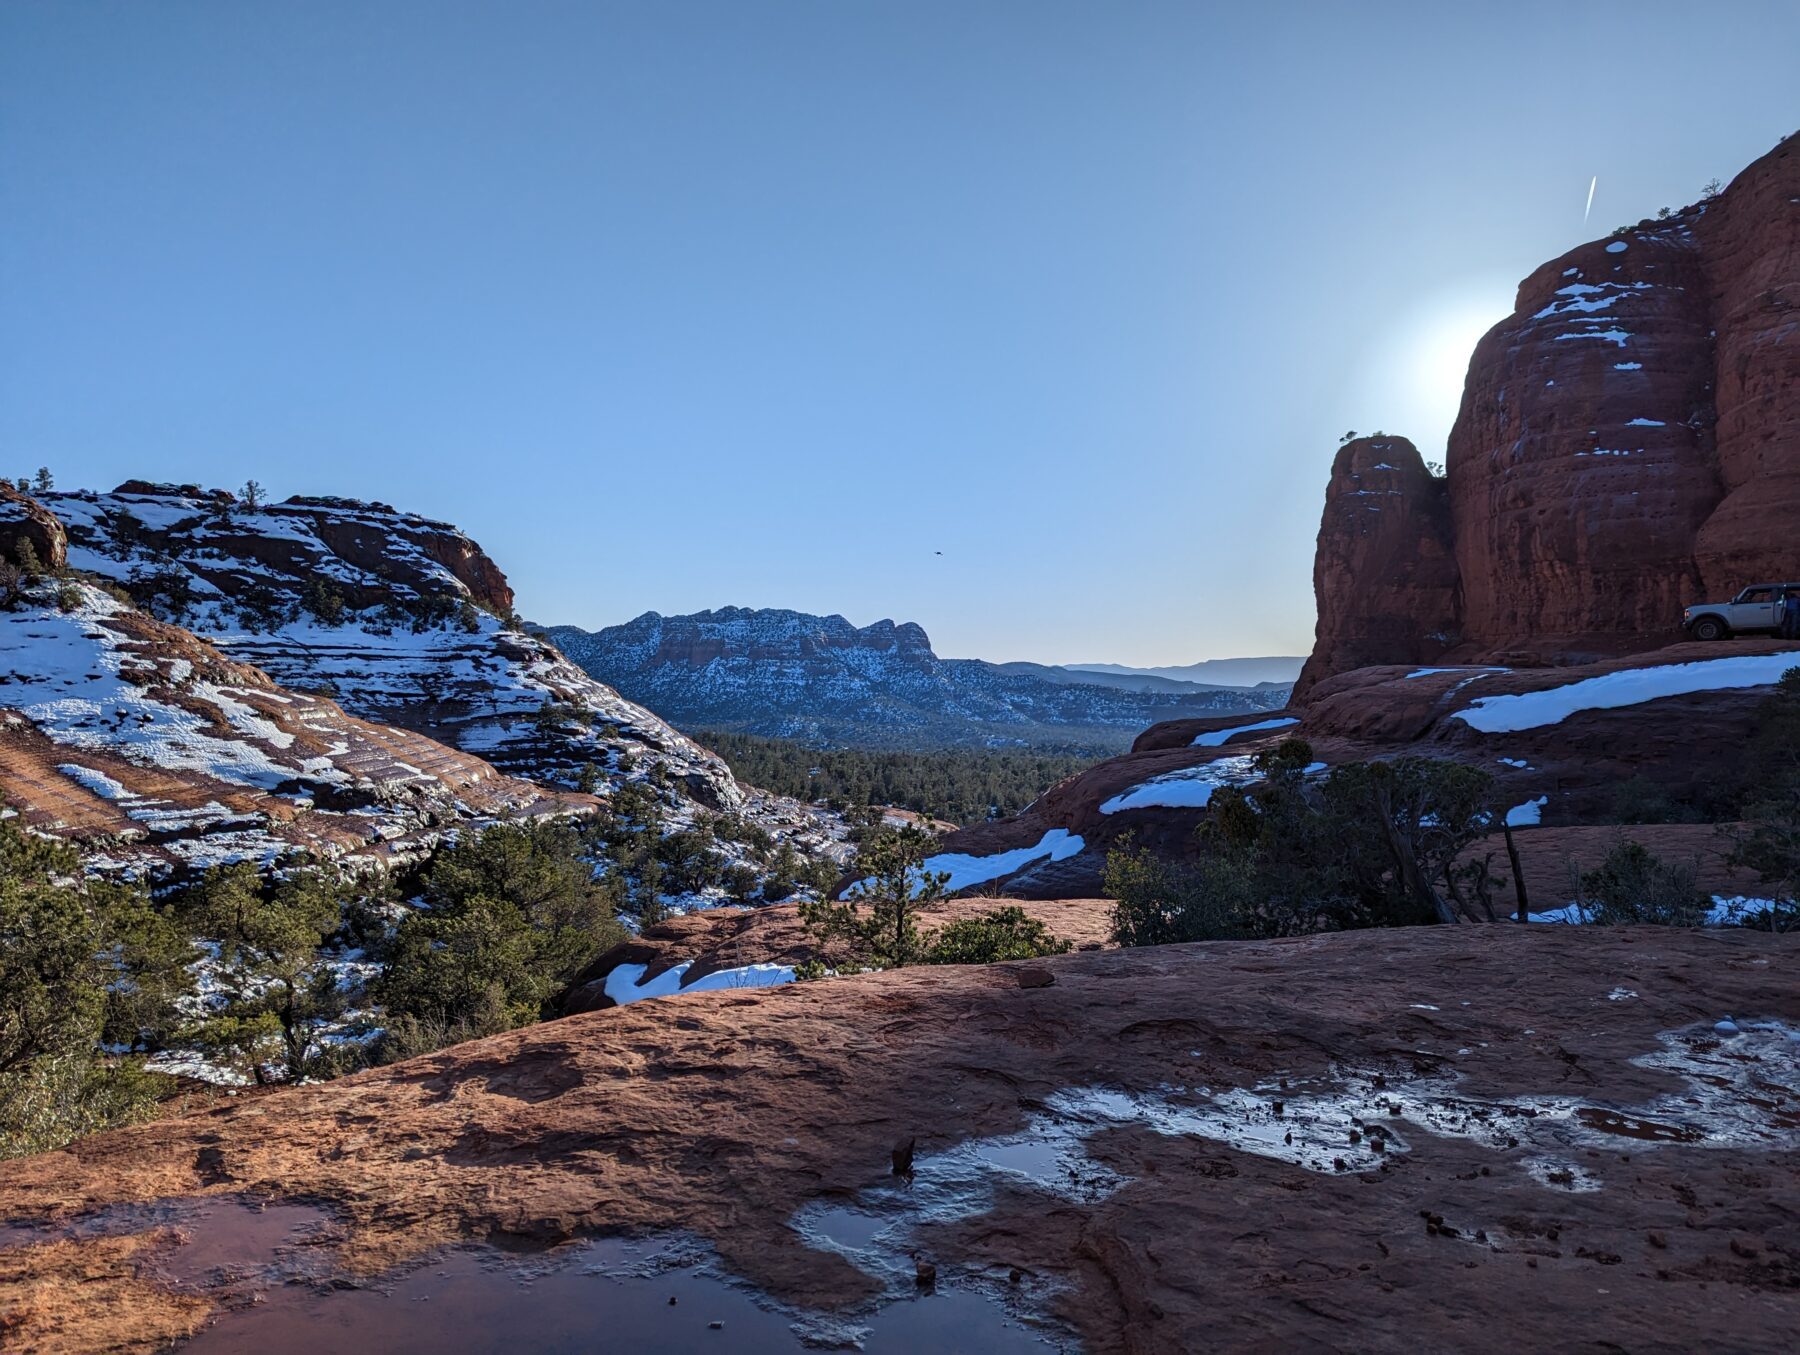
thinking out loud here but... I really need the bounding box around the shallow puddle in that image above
[178,1236,1056,1354]
[0,1195,336,1289]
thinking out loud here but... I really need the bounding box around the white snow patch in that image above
[1614,362,1643,370]
[1455,655,1800,733]
[918,828,1087,891]
[604,960,797,1006]
[1101,758,1260,814]
[1505,797,1548,827]
[1606,240,1629,253]
[1554,328,1631,347]
[1626,417,1666,427]
[1517,896,1788,927]
[1191,716,1299,747]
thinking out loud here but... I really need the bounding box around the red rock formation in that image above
[1691,134,1800,591]
[1447,218,1720,653]
[1300,131,1798,692]
[1293,437,1458,699]
[0,485,68,571]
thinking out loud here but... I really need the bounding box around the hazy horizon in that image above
[5,2,1797,665]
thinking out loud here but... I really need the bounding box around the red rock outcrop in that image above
[0,485,67,571]
[1293,437,1459,698]
[559,896,1115,1013]
[1691,134,1800,590]
[929,640,1800,898]
[1299,132,1799,693]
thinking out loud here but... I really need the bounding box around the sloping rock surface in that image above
[1,927,1795,1353]
[548,608,1289,752]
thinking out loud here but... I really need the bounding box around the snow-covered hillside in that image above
[45,485,747,813]
[0,579,577,874]
[547,608,1290,751]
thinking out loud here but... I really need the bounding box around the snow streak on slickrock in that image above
[0,581,578,874]
[1297,132,1799,697]
[547,608,1288,752]
[42,486,747,815]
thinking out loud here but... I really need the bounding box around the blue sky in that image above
[3,2,1795,665]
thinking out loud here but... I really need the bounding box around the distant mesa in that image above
[544,607,1292,753]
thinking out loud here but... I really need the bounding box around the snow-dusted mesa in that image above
[918,828,1086,892]
[834,827,1087,900]
[1455,655,1800,733]
[545,607,1291,754]
[1100,756,1261,814]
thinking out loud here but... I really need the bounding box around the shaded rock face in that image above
[549,608,1287,752]
[1448,222,1721,652]
[1294,438,1458,699]
[1301,132,1798,691]
[0,485,67,571]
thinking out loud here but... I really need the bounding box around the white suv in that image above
[1683,584,1800,641]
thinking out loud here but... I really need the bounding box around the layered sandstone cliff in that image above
[1297,132,1798,698]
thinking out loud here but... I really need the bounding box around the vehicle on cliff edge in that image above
[1683,584,1800,641]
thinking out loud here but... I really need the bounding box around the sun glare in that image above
[1353,285,1513,457]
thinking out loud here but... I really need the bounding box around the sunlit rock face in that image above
[1298,131,1799,693]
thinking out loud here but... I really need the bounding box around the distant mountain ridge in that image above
[1069,656,1305,687]
[543,608,1290,752]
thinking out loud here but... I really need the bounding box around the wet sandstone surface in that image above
[1,926,1796,1353]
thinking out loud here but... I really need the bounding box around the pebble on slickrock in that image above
[915,1259,937,1289]
[709,1321,723,1330]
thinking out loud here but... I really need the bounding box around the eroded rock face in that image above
[1691,134,1800,592]
[1300,132,1799,691]
[1293,437,1458,700]
[0,485,67,571]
